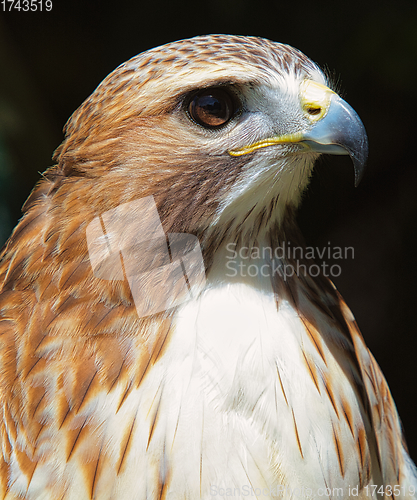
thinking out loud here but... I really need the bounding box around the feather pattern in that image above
[0,34,415,499]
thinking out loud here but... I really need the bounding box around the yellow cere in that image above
[229,80,335,157]
[299,80,334,122]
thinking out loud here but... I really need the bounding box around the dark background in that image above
[1,0,416,461]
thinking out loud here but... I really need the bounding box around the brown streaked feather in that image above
[117,414,138,475]
[340,396,355,437]
[275,362,289,406]
[291,409,304,459]
[344,304,404,487]
[301,349,321,394]
[322,371,341,418]
[267,214,410,492]
[332,422,346,477]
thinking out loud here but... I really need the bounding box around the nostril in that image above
[306,106,321,116]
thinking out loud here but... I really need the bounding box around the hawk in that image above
[0,35,415,499]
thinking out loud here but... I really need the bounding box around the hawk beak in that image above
[301,90,368,186]
[229,81,368,187]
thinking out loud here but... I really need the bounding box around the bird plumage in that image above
[0,34,415,499]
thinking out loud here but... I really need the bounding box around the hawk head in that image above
[52,34,367,260]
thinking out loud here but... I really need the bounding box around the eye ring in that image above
[187,87,237,129]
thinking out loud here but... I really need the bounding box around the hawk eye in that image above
[188,88,235,129]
